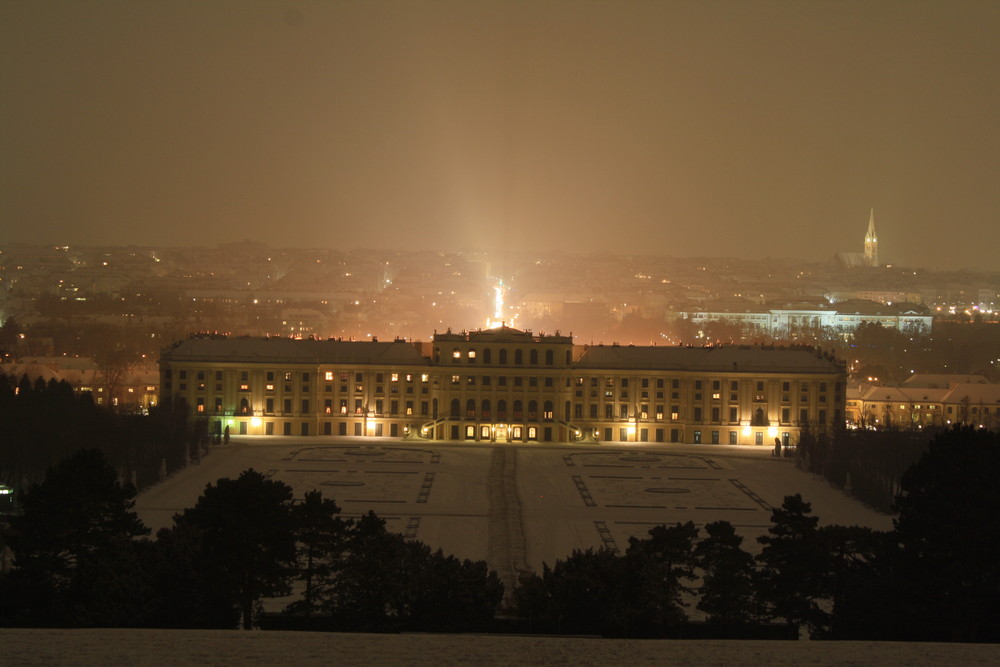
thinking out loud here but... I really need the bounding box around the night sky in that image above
[2,1,999,269]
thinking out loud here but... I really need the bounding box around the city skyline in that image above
[3,1,1000,270]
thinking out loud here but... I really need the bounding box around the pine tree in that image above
[173,469,297,629]
[891,426,1000,641]
[286,490,346,617]
[1,449,149,626]
[625,521,700,634]
[694,520,761,627]
[756,494,828,635]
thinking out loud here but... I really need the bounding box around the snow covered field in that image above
[135,437,894,596]
[4,629,998,666]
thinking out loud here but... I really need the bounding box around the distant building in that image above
[846,376,1000,430]
[159,327,846,446]
[836,209,880,268]
[680,297,932,337]
[1,356,158,409]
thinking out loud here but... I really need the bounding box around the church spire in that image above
[864,208,878,267]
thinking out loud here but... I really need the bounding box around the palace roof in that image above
[161,336,429,366]
[575,345,843,374]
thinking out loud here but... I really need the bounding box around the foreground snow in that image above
[3,629,999,666]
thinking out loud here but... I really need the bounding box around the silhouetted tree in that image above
[517,547,640,636]
[817,524,891,639]
[756,494,828,635]
[285,490,346,617]
[626,521,700,633]
[173,469,297,629]
[694,520,761,627]
[144,522,238,628]
[0,449,148,626]
[891,426,1000,641]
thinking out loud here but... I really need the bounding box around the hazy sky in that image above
[2,1,999,269]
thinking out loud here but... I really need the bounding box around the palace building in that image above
[159,326,846,446]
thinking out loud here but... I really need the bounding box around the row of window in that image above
[172,368,837,394]
[436,347,571,366]
[211,395,834,427]
[213,418,802,445]
[171,369,432,384]
[223,421,795,444]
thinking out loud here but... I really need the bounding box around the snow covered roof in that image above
[849,382,1000,405]
[903,373,989,388]
[0,362,63,384]
[942,383,1000,405]
[851,385,951,403]
[161,337,430,366]
[575,345,843,374]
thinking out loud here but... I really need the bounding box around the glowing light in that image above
[250,417,261,427]
[767,426,778,438]
[487,281,506,328]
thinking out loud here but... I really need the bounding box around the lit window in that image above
[266,384,274,391]
[391,373,399,382]
[468,350,476,359]
[325,371,334,381]
[421,374,429,382]
[240,384,249,391]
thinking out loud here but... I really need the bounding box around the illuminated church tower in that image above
[863,209,878,267]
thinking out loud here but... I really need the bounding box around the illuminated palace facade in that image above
[159,327,845,446]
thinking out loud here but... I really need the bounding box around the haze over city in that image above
[3,0,999,270]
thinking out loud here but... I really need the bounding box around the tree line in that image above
[796,427,935,512]
[516,426,1000,641]
[0,373,204,491]
[0,451,503,631]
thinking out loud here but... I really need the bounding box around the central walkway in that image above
[487,447,530,602]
